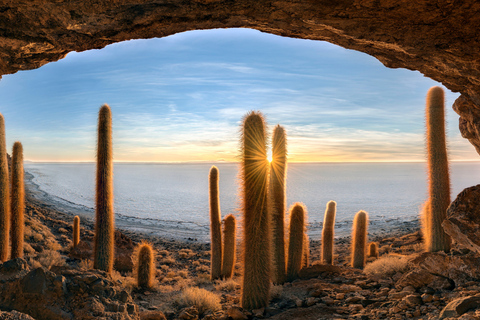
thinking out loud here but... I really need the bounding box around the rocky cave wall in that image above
[1,0,480,152]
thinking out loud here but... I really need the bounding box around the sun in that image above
[267,150,273,163]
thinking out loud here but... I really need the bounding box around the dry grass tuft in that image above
[364,254,409,278]
[176,287,221,316]
[214,278,240,292]
[37,250,66,269]
[78,259,93,270]
[194,273,211,285]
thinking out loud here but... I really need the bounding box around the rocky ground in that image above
[0,189,480,320]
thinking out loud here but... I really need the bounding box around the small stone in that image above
[295,298,303,307]
[404,294,423,307]
[389,306,401,314]
[346,296,361,304]
[227,307,248,320]
[413,309,421,317]
[322,297,334,305]
[402,286,416,293]
[336,293,345,300]
[252,308,264,317]
[389,291,410,300]
[421,293,434,303]
[179,307,199,320]
[305,297,316,306]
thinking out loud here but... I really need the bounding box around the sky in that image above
[0,28,476,162]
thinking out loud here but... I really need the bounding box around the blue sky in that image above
[0,28,475,162]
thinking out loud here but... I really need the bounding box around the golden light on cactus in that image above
[286,202,306,282]
[0,114,9,262]
[270,124,287,284]
[73,215,80,248]
[351,210,368,269]
[321,200,336,265]
[136,242,155,289]
[11,141,24,259]
[423,86,451,252]
[240,111,271,310]
[94,104,115,273]
[368,242,379,258]
[209,165,222,280]
[221,214,236,279]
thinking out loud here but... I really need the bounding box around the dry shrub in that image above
[176,287,221,316]
[158,249,170,256]
[79,259,93,270]
[161,257,176,265]
[37,250,66,269]
[364,254,409,278]
[195,273,211,285]
[192,261,200,266]
[160,265,169,271]
[166,271,176,279]
[58,228,68,234]
[178,252,188,259]
[178,270,189,278]
[214,279,239,292]
[196,265,209,273]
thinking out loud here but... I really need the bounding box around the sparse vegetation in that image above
[176,287,221,316]
[363,254,410,278]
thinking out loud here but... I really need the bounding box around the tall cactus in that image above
[73,215,80,248]
[270,125,287,284]
[11,141,24,259]
[286,203,306,281]
[209,166,222,280]
[423,86,451,252]
[221,214,236,279]
[0,115,8,262]
[241,111,271,310]
[136,242,155,288]
[303,233,309,268]
[321,200,336,265]
[94,104,115,273]
[351,210,368,269]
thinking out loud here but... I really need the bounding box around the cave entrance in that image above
[0,28,478,238]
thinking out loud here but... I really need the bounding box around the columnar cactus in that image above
[368,242,379,258]
[94,104,115,273]
[321,200,336,265]
[351,210,368,269]
[286,203,306,281]
[136,242,155,288]
[221,214,236,279]
[270,125,287,284]
[73,215,80,248]
[423,86,451,252]
[209,166,222,280]
[11,141,24,259]
[241,111,271,310]
[0,115,9,262]
[303,233,309,268]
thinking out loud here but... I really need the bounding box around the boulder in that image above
[443,185,480,254]
[0,261,139,320]
[439,295,480,319]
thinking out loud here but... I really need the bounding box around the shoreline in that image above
[24,168,421,244]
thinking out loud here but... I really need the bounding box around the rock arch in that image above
[1,0,480,152]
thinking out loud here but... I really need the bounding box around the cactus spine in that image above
[321,200,336,265]
[0,115,8,262]
[94,104,115,273]
[221,214,236,279]
[368,242,379,258]
[11,141,24,259]
[241,111,271,310]
[423,86,451,252]
[209,166,222,280]
[270,125,287,284]
[136,242,155,288]
[73,215,80,248]
[286,203,306,281]
[351,210,368,269]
